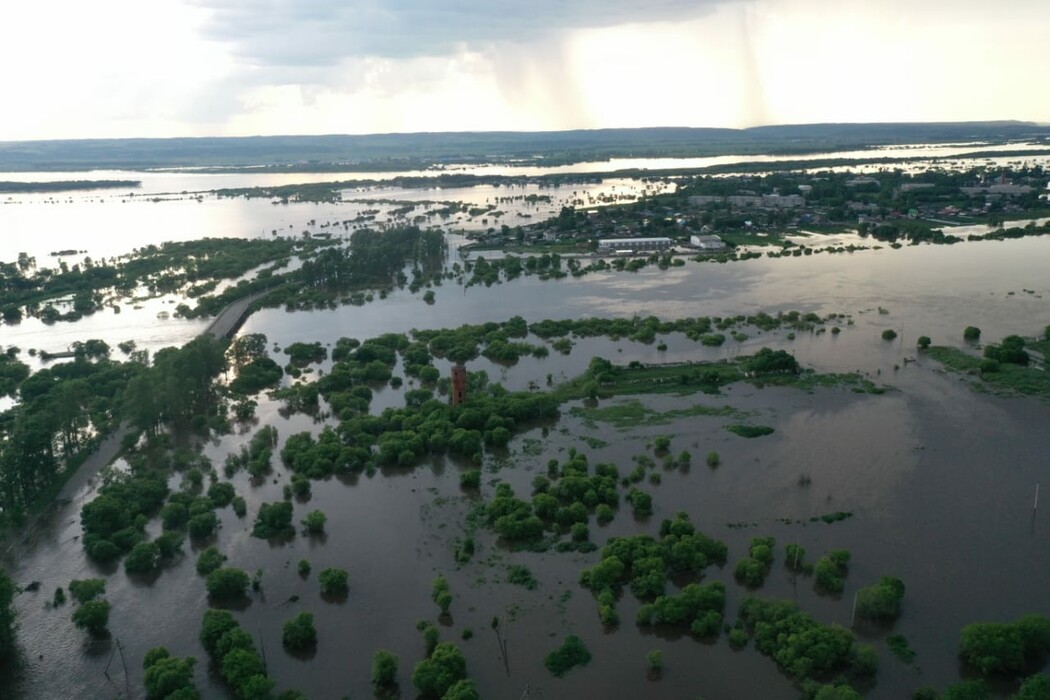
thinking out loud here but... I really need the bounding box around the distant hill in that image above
[1,122,1047,171]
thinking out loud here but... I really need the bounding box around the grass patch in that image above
[727,424,775,439]
[570,398,744,430]
[928,345,1050,402]
[887,634,916,664]
[507,565,538,590]
[545,635,592,677]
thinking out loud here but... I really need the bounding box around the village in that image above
[461,164,1050,255]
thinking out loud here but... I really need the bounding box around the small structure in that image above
[450,364,467,406]
[596,237,672,254]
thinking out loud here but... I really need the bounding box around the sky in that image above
[1,0,1047,140]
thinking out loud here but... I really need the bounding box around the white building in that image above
[597,237,673,253]
[690,235,727,251]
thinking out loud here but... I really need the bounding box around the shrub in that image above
[319,568,349,596]
[459,470,481,489]
[298,559,311,577]
[706,451,720,467]
[282,612,317,651]
[727,424,774,438]
[646,649,663,671]
[963,326,981,341]
[916,335,931,349]
[507,565,537,590]
[881,329,898,341]
[545,635,591,677]
[728,628,748,649]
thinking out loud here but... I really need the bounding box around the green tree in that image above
[125,541,161,574]
[142,647,198,699]
[301,510,327,535]
[855,576,905,620]
[964,326,981,341]
[72,599,110,636]
[544,635,592,677]
[282,612,317,651]
[372,649,399,689]
[411,642,467,698]
[205,568,250,600]
[1016,674,1050,700]
[432,575,452,615]
[0,567,15,658]
[441,679,480,700]
[69,578,106,603]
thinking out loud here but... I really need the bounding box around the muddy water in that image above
[3,235,1050,698]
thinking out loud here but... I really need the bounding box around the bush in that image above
[881,329,898,341]
[917,335,931,349]
[963,326,981,341]
[544,635,591,677]
[298,559,311,576]
[507,565,538,590]
[646,649,663,670]
[728,424,774,438]
[728,628,748,649]
[319,568,349,596]
[282,612,317,651]
[206,567,250,600]
[706,451,720,467]
[459,469,481,489]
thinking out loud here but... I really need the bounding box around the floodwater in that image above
[3,143,1050,698]
[2,227,1050,698]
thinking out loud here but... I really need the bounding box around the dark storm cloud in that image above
[192,0,734,66]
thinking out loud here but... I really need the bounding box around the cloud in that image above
[191,0,735,66]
